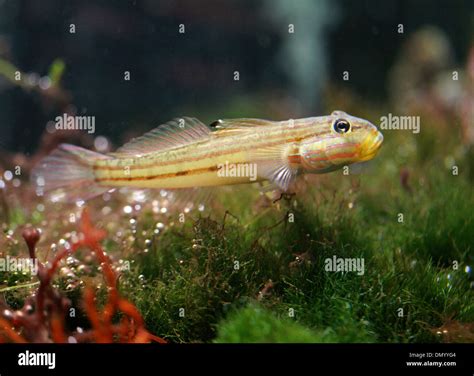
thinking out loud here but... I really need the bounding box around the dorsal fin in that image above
[114,117,211,156]
[211,118,276,138]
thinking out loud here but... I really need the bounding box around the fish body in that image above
[32,111,383,201]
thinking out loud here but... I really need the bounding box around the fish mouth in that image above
[358,130,383,162]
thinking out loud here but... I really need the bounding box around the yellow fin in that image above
[113,117,211,157]
[31,144,113,202]
[250,143,299,191]
[210,118,276,138]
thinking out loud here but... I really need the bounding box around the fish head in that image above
[300,110,383,172]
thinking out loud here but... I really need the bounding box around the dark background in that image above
[0,0,471,154]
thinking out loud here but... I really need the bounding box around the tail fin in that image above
[31,144,113,202]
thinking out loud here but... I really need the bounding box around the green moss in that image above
[114,159,472,342]
[214,304,372,343]
[3,99,473,343]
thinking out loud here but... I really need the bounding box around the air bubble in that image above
[3,170,13,181]
[94,136,109,152]
[132,190,146,203]
[38,76,52,90]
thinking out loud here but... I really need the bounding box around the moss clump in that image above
[215,303,374,343]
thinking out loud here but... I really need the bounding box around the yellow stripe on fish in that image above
[31,110,383,202]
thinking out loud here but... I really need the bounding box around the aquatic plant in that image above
[0,209,165,343]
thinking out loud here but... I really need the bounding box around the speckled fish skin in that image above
[32,110,383,201]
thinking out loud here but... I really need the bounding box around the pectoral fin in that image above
[250,144,299,191]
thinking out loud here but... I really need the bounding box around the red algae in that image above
[0,208,166,344]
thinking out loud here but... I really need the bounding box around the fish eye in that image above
[333,119,351,134]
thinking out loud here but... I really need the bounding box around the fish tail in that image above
[31,144,112,202]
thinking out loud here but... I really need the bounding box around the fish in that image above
[31,110,383,202]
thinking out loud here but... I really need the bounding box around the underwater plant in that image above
[0,209,165,344]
